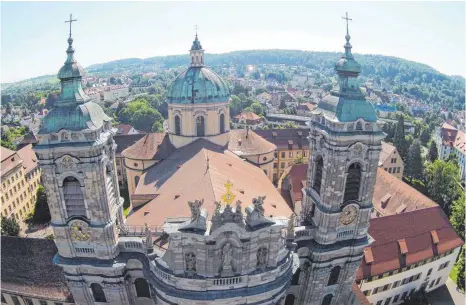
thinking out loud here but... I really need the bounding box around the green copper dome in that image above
[167,67,230,104]
[58,37,85,79]
[167,34,230,104]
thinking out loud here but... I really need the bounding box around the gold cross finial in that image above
[221,180,235,205]
[65,13,78,38]
[342,12,352,35]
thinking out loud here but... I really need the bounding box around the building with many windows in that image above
[255,129,310,183]
[434,122,466,179]
[355,206,463,305]
[1,144,41,222]
[378,142,404,179]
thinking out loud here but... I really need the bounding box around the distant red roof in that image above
[255,129,310,150]
[356,206,464,280]
[16,144,38,174]
[234,111,262,121]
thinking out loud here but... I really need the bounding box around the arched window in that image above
[321,294,333,305]
[285,294,295,305]
[355,121,363,131]
[291,268,301,285]
[134,176,140,187]
[313,156,324,195]
[196,116,205,137]
[343,163,362,202]
[220,113,225,133]
[327,266,340,286]
[135,278,150,298]
[174,115,181,135]
[63,177,85,218]
[185,252,196,272]
[91,283,106,302]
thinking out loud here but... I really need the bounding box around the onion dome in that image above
[57,37,85,79]
[166,34,230,104]
[313,13,377,123]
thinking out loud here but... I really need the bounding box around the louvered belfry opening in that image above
[175,115,181,135]
[63,176,86,218]
[343,163,362,202]
[313,156,324,195]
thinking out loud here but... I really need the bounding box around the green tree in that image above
[419,127,431,145]
[406,140,423,180]
[151,121,164,132]
[118,98,164,132]
[1,216,20,236]
[249,102,264,115]
[426,160,461,215]
[428,141,438,162]
[394,115,406,159]
[284,121,298,129]
[449,194,465,240]
[456,248,465,292]
[229,95,243,116]
[400,289,429,305]
[32,185,51,224]
[279,99,287,110]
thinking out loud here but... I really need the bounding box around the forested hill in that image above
[87,49,464,110]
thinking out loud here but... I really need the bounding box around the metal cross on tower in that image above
[65,14,78,38]
[195,24,198,37]
[342,12,352,35]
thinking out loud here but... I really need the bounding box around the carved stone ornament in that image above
[179,199,208,233]
[350,142,368,159]
[245,196,274,229]
[185,252,196,272]
[256,247,268,267]
[222,242,233,269]
[287,213,295,238]
[60,155,76,169]
[145,223,153,249]
[252,196,266,217]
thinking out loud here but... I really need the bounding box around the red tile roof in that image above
[255,129,310,150]
[234,111,262,121]
[373,168,437,216]
[122,133,175,160]
[16,144,38,174]
[356,206,464,280]
[352,283,371,305]
[1,146,22,176]
[378,141,396,166]
[126,139,292,227]
[228,129,276,156]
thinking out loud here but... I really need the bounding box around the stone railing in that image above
[294,227,314,240]
[150,251,293,292]
[118,225,164,237]
[118,237,145,253]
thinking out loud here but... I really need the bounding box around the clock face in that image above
[340,205,358,225]
[69,220,91,241]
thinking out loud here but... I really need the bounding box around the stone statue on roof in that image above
[245,195,274,230]
[252,196,266,217]
[188,199,203,221]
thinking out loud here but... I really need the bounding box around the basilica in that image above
[3,16,385,305]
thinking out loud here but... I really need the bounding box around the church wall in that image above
[243,151,275,182]
[167,101,231,148]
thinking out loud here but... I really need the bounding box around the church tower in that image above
[294,14,385,305]
[34,16,129,304]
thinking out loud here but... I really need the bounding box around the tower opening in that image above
[313,156,324,195]
[135,278,151,298]
[343,163,361,202]
[63,176,85,218]
[175,115,181,135]
[91,283,106,302]
[321,294,333,305]
[327,266,341,286]
[196,116,205,137]
[220,113,225,133]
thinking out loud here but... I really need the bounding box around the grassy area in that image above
[124,206,131,217]
[450,265,459,283]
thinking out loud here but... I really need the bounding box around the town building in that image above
[378,141,404,179]
[1,144,41,222]
[231,111,265,129]
[435,122,466,179]
[115,124,144,135]
[255,129,310,182]
[355,206,463,305]
[114,134,146,188]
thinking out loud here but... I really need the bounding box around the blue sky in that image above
[1,1,465,83]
